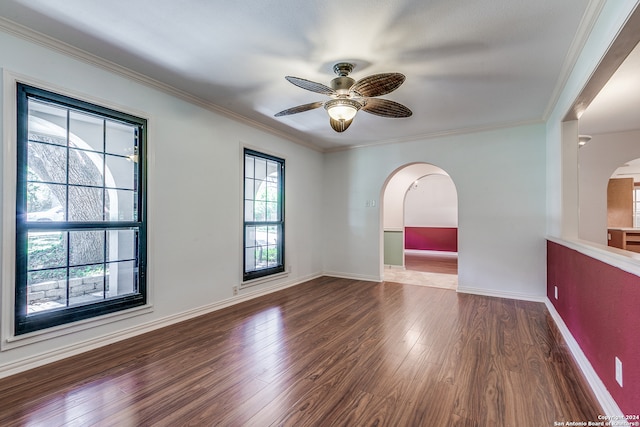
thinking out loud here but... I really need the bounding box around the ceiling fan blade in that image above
[350,73,406,97]
[329,117,353,132]
[274,101,324,117]
[285,76,336,96]
[361,98,413,118]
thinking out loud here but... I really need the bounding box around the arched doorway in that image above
[381,163,458,289]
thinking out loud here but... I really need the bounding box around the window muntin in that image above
[243,149,284,281]
[15,84,147,335]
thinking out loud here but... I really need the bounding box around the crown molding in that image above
[0,16,322,153]
[323,118,544,153]
[543,0,608,121]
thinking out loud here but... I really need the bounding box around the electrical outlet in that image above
[615,357,623,387]
[232,286,238,296]
[554,286,558,300]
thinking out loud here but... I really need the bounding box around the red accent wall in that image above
[405,227,457,252]
[547,241,640,415]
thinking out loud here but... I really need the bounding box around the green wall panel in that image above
[384,231,403,266]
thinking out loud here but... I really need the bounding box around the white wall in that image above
[323,124,548,299]
[405,174,458,227]
[579,130,640,244]
[0,28,324,375]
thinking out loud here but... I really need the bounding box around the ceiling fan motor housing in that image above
[331,62,356,94]
[331,76,355,93]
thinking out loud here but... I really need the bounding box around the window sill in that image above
[241,269,290,289]
[1,303,153,351]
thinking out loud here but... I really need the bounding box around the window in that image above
[243,149,284,281]
[15,83,147,335]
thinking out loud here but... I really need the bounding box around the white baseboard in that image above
[0,273,321,379]
[456,286,546,302]
[322,271,382,282]
[545,298,625,418]
[383,264,405,270]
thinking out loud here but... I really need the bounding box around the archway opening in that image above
[381,163,458,289]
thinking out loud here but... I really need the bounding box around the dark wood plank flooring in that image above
[405,251,458,275]
[0,277,601,426]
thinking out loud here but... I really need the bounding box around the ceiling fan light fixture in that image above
[325,98,360,122]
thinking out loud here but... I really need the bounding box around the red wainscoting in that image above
[547,241,640,415]
[405,227,458,252]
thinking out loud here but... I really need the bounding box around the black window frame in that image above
[15,83,148,335]
[243,148,285,281]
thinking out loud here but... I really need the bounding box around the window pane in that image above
[28,142,67,184]
[106,121,136,157]
[256,246,268,269]
[69,111,104,152]
[69,265,105,306]
[69,148,104,186]
[254,202,266,221]
[266,181,278,202]
[70,230,105,266]
[267,225,279,245]
[267,245,279,267]
[267,161,278,182]
[68,186,104,221]
[245,156,254,178]
[29,101,67,145]
[106,154,135,190]
[105,189,136,221]
[107,229,136,261]
[27,183,66,222]
[245,200,254,221]
[256,227,268,269]
[245,248,256,272]
[245,226,256,247]
[267,225,281,267]
[266,202,279,221]
[106,260,137,297]
[254,181,266,201]
[245,178,254,201]
[28,231,67,270]
[255,158,266,181]
[27,267,67,313]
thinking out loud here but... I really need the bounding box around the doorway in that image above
[381,163,458,289]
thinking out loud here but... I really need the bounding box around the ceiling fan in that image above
[275,62,412,132]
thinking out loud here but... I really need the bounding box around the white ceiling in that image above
[0,0,613,151]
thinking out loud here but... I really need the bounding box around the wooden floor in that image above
[0,277,601,426]
[405,251,458,275]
